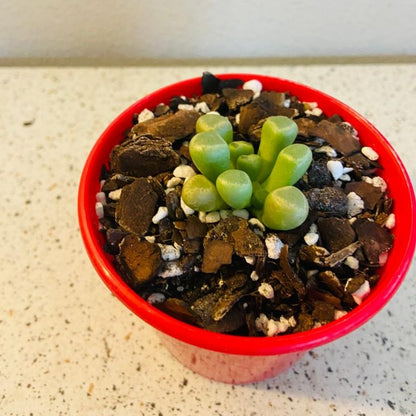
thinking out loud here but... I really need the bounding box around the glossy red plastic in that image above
[78,74,416,383]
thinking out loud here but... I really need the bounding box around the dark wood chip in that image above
[222,88,253,112]
[323,241,361,268]
[353,218,394,264]
[115,178,158,236]
[295,117,317,138]
[110,135,180,177]
[312,300,335,323]
[130,110,199,143]
[317,271,344,297]
[185,215,208,239]
[201,240,234,273]
[318,217,356,252]
[238,91,287,134]
[118,234,162,286]
[310,120,362,156]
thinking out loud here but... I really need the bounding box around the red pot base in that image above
[159,332,305,384]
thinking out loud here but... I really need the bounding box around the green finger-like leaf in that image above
[236,153,262,182]
[262,143,312,192]
[196,113,233,144]
[182,174,226,212]
[216,169,253,209]
[189,131,230,182]
[257,116,298,182]
[229,141,254,167]
[261,186,309,230]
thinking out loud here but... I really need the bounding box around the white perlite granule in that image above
[361,146,379,161]
[265,234,284,259]
[255,313,296,337]
[180,198,195,216]
[158,243,181,261]
[173,164,196,179]
[152,206,168,224]
[258,282,275,299]
[138,108,154,123]
[347,192,365,217]
[327,160,344,180]
[243,79,262,98]
[147,293,166,305]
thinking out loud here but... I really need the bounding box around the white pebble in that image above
[235,113,240,124]
[283,98,291,108]
[308,223,318,233]
[305,107,323,117]
[138,108,154,123]
[361,146,379,161]
[327,160,344,180]
[95,202,104,219]
[379,252,389,266]
[315,145,338,158]
[258,283,274,299]
[384,213,396,229]
[245,256,256,265]
[180,198,195,216]
[152,206,168,224]
[334,310,348,320]
[372,176,388,192]
[220,209,232,219]
[351,280,371,305]
[243,79,262,98]
[177,104,194,111]
[173,164,196,179]
[304,232,319,246]
[144,235,156,243]
[166,176,182,188]
[344,256,359,270]
[250,270,259,281]
[108,188,122,201]
[339,173,352,182]
[158,243,181,261]
[96,191,106,205]
[255,313,296,337]
[195,101,210,113]
[147,293,166,305]
[158,261,184,278]
[205,211,221,223]
[265,234,284,259]
[198,211,207,223]
[347,192,365,217]
[248,217,266,232]
[306,269,319,278]
[232,209,249,219]
[165,187,175,195]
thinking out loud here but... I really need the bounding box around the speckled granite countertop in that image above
[1,65,415,415]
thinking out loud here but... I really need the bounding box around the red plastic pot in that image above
[78,74,416,384]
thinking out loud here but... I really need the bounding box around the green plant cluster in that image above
[181,114,312,230]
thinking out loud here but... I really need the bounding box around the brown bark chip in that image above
[310,120,362,156]
[130,110,199,143]
[201,240,234,273]
[115,178,158,236]
[118,234,162,286]
[110,135,180,177]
